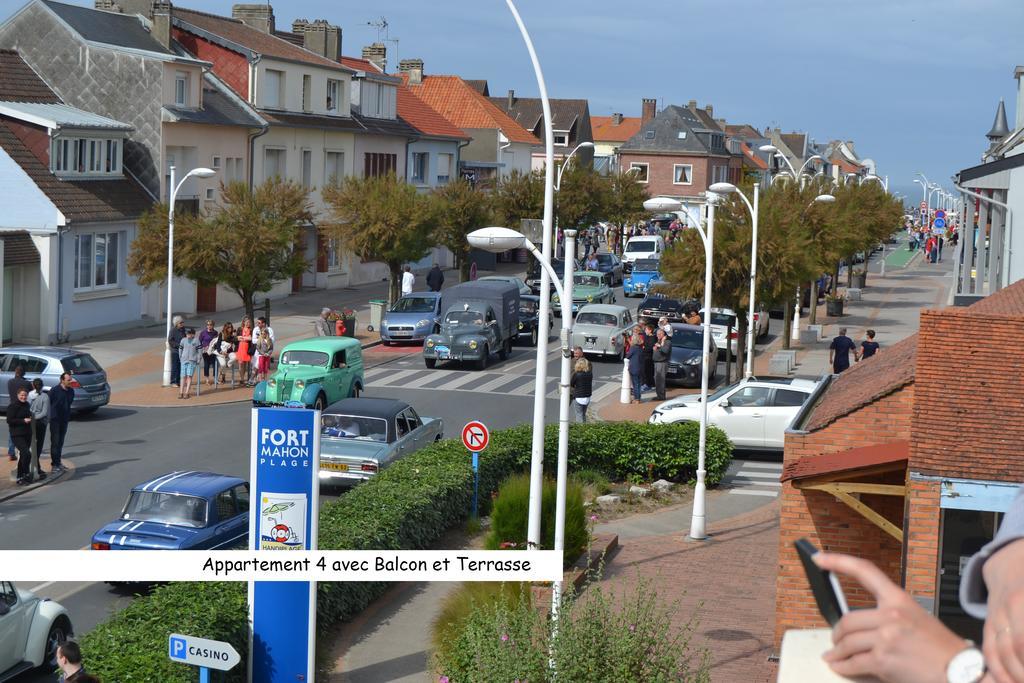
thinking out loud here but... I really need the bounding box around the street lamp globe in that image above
[758,144,778,153]
[190,167,217,179]
[814,194,836,204]
[708,182,738,194]
[643,196,683,212]
[467,226,527,253]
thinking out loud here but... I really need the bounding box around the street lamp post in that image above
[162,165,216,387]
[555,142,594,191]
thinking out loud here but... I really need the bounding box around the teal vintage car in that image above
[553,271,615,316]
[252,337,364,411]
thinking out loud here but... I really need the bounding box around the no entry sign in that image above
[462,421,490,452]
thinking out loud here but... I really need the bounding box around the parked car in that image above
[570,304,634,360]
[478,275,532,296]
[636,294,694,325]
[424,281,519,369]
[0,582,71,680]
[526,257,577,294]
[253,337,364,410]
[649,377,820,450]
[319,398,443,487]
[591,253,623,285]
[516,294,551,346]
[700,307,770,359]
[380,292,442,344]
[0,347,110,414]
[623,258,662,297]
[662,324,718,386]
[621,235,665,273]
[553,271,615,316]
[90,471,250,550]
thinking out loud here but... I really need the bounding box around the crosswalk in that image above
[725,460,783,497]
[362,364,622,402]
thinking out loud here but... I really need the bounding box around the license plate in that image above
[321,462,349,472]
[435,345,450,359]
[391,332,411,337]
[285,400,305,409]
[91,395,106,403]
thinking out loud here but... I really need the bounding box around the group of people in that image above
[829,327,881,374]
[167,315,275,397]
[625,317,675,403]
[908,224,956,264]
[6,364,74,485]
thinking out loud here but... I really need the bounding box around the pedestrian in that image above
[178,327,200,399]
[56,640,96,682]
[580,230,592,259]
[426,263,444,292]
[858,329,880,361]
[829,326,858,374]
[7,388,32,485]
[314,308,333,337]
[254,328,274,383]
[401,265,415,296]
[626,333,644,404]
[48,372,73,473]
[926,235,937,263]
[569,357,593,422]
[652,328,671,401]
[641,322,657,391]
[198,319,218,386]
[937,235,944,261]
[586,252,599,271]
[167,315,185,387]
[658,316,673,341]
[7,365,31,461]
[236,316,253,384]
[28,378,49,481]
[572,345,584,362]
[213,322,237,385]
[683,308,702,326]
[253,317,275,381]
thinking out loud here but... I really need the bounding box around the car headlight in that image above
[684,356,701,365]
[417,319,431,327]
[295,379,305,389]
[468,340,478,349]
[518,322,524,330]
[426,340,435,348]
[382,318,389,327]
[587,295,594,302]
[625,278,632,284]
[553,294,560,303]
[268,379,276,388]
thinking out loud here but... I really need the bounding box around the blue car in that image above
[623,258,662,297]
[380,292,442,344]
[90,471,249,551]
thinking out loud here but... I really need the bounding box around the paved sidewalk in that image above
[0,452,73,502]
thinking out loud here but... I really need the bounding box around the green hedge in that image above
[80,421,730,678]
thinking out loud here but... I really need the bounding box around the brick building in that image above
[775,279,1024,648]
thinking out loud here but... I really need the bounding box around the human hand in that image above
[815,551,967,683]
[981,539,1024,682]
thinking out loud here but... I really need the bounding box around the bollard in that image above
[620,357,631,404]
[263,298,271,325]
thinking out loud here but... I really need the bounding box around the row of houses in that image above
[0,0,873,344]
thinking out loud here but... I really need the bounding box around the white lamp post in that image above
[555,142,594,191]
[162,165,216,387]
[467,226,575,619]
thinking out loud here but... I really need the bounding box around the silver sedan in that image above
[570,304,635,361]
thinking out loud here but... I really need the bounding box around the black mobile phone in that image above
[794,538,850,626]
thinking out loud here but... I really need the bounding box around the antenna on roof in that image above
[366,16,400,72]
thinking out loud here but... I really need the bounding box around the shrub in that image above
[484,474,588,566]
[430,581,531,673]
[574,468,611,495]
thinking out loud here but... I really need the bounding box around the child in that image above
[255,329,274,383]
[178,327,200,399]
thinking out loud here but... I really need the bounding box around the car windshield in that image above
[642,297,683,312]
[529,260,569,278]
[574,274,602,287]
[62,353,103,374]
[520,300,537,315]
[596,254,614,265]
[633,259,661,272]
[670,329,704,350]
[321,414,389,442]
[445,310,485,326]
[391,297,436,313]
[279,350,329,367]
[626,240,656,253]
[704,312,736,327]
[576,312,617,326]
[122,491,207,528]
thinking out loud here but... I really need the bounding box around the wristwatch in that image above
[946,643,985,683]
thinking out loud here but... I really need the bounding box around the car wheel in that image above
[313,394,326,412]
[425,358,437,369]
[381,339,391,346]
[42,619,69,669]
[477,347,489,371]
[498,341,509,361]
[530,327,538,346]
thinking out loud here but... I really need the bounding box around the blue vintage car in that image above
[90,471,249,551]
[380,291,442,344]
[623,258,662,297]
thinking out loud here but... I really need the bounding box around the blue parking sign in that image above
[169,635,186,660]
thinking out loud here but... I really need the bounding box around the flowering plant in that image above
[325,308,357,321]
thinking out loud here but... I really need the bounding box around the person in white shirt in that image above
[401,265,415,296]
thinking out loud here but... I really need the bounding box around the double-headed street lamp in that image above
[162,165,217,387]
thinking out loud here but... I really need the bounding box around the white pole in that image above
[162,165,176,387]
[506,0,553,552]
[744,184,759,379]
[689,198,714,541]
[620,358,630,404]
[551,229,576,622]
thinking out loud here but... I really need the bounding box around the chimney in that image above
[398,58,424,85]
[641,98,656,125]
[295,19,341,61]
[507,89,515,110]
[96,0,171,47]
[716,118,726,126]
[232,4,275,34]
[687,99,697,111]
[362,43,387,72]
[151,1,171,49]
[612,113,623,125]
[704,103,713,117]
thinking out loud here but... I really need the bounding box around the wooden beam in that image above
[788,461,906,486]
[830,489,903,543]
[798,482,906,497]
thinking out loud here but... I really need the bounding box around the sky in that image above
[5,0,1024,204]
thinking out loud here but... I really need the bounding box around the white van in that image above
[622,235,666,272]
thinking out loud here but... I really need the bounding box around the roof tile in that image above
[591,115,642,143]
[396,86,467,140]
[0,50,61,103]
[781,441,909,482]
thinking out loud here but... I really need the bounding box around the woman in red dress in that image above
[236,316,253,385]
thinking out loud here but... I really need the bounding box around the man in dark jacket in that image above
[426,264,444,292]
[168,315,185,386]
[641,322,657,391]
[49,372,75,473]
[7,365,31,461]
[7,388,32,484]
[652,328,671,400]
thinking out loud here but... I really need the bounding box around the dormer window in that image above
[327,79,341,113]
[553,132,569,147]
[51,136,124,177]
[175,71,189,107]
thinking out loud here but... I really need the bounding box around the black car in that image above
[591,253,623,286]
[526,258,578,294]
[636,294,697,325]
[665,324,718,386]
[515,295,552,346]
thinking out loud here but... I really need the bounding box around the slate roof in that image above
[0,102,132,130]
[464,80,489,96]
[41,0,174,55]
[689,106,724,133]
[402,74,539,145]
[0,50,60,103]
[0,119,152,223]
[162,46,263,128]
[353,112,418,138]
[0,231,41,266]
[780,132,806,157]
[174,7,350,70]
[591,115,642,143]
[618,105,715,155]
[488,95,588,136]
[396,86,468,141]
[338,55,398,83]
[257,110,364,132]
[726,123,764,139]
[781,441,909,482]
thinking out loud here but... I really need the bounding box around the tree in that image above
[431,178,493,282]
[321,173,436,303]
[127,178,312,321]
[555,165,606,233]
[603,171,650,254]
[492,169,544,226]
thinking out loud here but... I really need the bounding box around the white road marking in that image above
[29,580,54,593]
[733,478,781,487]
[474,374,524,393]
[428,372,487,392]
[736,470,782,479]
[589,381,622,404]
[738,462,783,470]
[367,369,421,387]
[728,489,779,497]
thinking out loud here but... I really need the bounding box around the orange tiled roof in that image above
[340,56,381,73]
[781,441,909,482]
[402,74,539,145]
[397,85,468,140]
[591,115,641,143]
[741,142,768,170]
[833,156,862,174]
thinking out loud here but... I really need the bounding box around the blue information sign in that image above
[934,217,946,229]
[248,407,320,683]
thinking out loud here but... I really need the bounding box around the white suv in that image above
[622,236,665,272]
[649,377,819,450]
[0,581,72,679]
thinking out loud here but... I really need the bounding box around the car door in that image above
[484,308,499,350]
[762,388,810,449]
[212,484,249,549]
[327,350,347,401]
[403,407,426,450]
[0,354,11,410]
[711,385,772,448]
[0,581,32,667]
[394,412,414,461]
